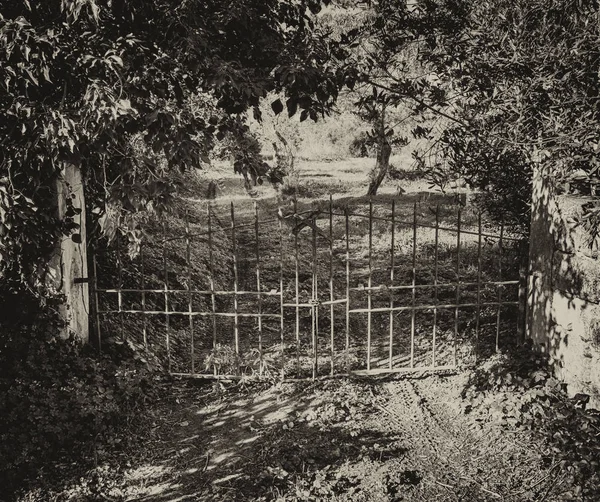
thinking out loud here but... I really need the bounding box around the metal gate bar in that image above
[388,200,395,369]
[496,220,504,353]
[207,205,218,375]
[432,206,440,367]
[329,195,335,377]
[454,207,462,367]
[162,222,170,373]
[254,202,263,375]
[410,202,417,367]
[92,195,523,380]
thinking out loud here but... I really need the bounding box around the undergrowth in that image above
[0,301,163,501]
[463,346,600,501]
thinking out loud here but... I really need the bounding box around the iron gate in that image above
[92,195,523,379]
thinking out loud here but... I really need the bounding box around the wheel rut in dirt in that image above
[368,376,558,501]
[115,376,561,501]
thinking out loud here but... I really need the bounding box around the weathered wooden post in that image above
[45,164,89,342]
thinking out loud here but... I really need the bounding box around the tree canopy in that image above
[5,0,600,293]
[416,0,600,230]
[0,0,347,290]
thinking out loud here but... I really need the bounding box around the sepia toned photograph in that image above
[1,1,599,500]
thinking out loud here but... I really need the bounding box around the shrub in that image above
[463,348,600,500]
[0,315,161,497]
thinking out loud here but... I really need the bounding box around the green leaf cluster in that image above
[0,0,346,295]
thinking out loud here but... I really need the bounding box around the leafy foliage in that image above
[319,0,600,232]
[0,0,347,295]
[315,2,438,194]
[421,0,600,231]
[463,349,600,500]
[0,325,161,497]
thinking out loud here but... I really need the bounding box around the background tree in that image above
[420,0,600,232]
[318,0,465,195]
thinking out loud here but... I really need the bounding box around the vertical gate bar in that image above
[254,202,263,375]
[279,205,285,380]
[432,205,439,368]
[231,202,240,374]
[207,204,218,376]
[294,198,300,373]
[140,244,147,348]
[389,200,396,369]
[345,207,350,370]
[329,195,335,376]
[410,202,417,368]
[517,241,528,344]
[454,207,462,367]
[367,198,373,371]
[92,253,102,351]
[311,208,318,379]
[116,234,124,340]
[495,220,504,352]
[185,211,194,375]
[475,212,483,359]
[162,223,171,373]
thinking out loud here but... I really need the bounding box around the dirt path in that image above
[113,375,562,502]
[369,378,554,501]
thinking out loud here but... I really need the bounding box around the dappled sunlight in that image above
[124,465,172,483]
[107,376,568,501]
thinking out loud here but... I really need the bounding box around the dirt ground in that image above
[73,373,564,502]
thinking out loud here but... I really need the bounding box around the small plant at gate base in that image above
[204,344,277,377]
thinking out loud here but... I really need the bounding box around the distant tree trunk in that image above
[366,105,391,196]
[367,139,392,196]
[206,180,218,199]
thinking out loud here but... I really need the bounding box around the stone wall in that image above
[528,167,600,406]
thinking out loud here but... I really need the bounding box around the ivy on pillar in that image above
[45,164,89,343]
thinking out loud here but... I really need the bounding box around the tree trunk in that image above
[366,139,392,196]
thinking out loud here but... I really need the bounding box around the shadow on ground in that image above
[119,380,405,501]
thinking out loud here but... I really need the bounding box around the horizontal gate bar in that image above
[170,365,459,380]
[134,207,519,244]
[95,288,282,296]
[350,364,457,376]
[282,298,348,308]
[349,300,518,314]
[329,210,521,241]
[96,310,282,318]
[100,304,517,317]
[94,280,519,297]
[98,300,518,316]
[170,372,243,380]
[350,280,519,292]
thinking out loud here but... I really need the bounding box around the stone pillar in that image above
[45,164,89,342]
[527,158,600,405]
[527,161,557,352]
